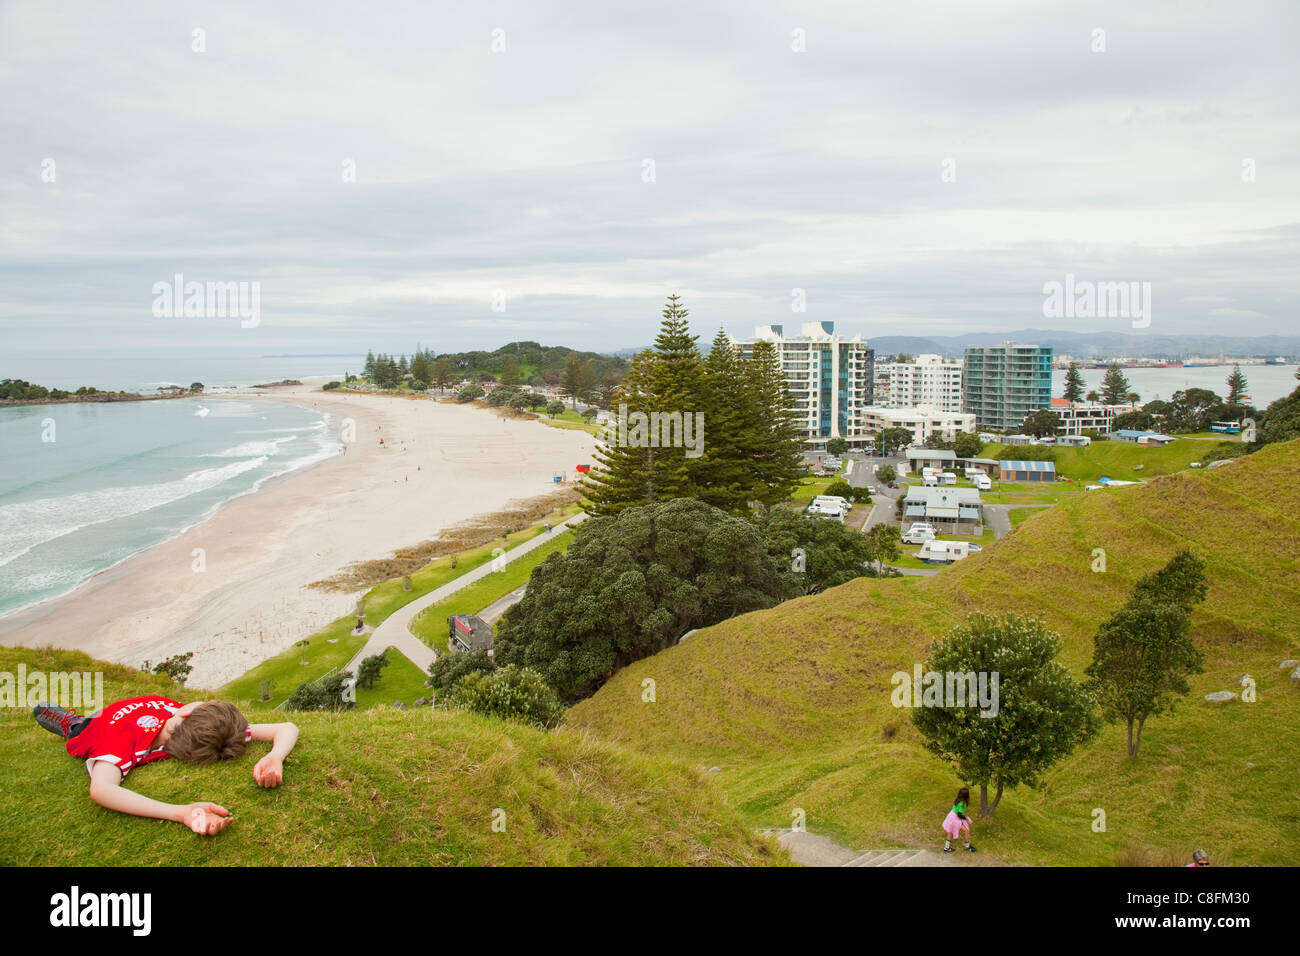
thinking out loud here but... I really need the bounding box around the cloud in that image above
[1,0,1297,359]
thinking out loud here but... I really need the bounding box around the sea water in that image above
[0,397,339,618]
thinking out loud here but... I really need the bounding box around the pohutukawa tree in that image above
[911,613,1099,817]
[1085,549,1207,758]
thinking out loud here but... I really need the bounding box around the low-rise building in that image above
[861,404,975,446]
[902,486,983,532]
[448,613,494,653]
[905,448,958,474]
[999,459,1057,482]
[1050,398,1132,436]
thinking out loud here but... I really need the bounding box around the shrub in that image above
[146,652,194,685]
[448,664,565,728]
[456,385,485,403]
[323,381,341,391]
[428,649,496,697]
[357,652,390,690]
[286,670,355,711]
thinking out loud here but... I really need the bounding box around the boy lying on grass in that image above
[34,695,298,836]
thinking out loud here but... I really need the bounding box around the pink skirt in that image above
[942,811,969,839]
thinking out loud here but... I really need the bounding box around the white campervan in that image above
[973,474,992,491]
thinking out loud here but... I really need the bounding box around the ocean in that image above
[1050,364,1298,406]
[0,397,340,618]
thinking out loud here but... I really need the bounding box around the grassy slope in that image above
[570,441,1300,865]
[983,437,1236,483]
[0,646,782,866]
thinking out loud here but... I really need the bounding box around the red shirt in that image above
[66,695,252,778]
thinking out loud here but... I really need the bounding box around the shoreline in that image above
[0,384,595,687]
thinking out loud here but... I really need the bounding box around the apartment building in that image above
[860,404,976,445]
[962,342,1053,432]
[1049,398,1132,436]
[873,354,963,412]
[731,321,875,450]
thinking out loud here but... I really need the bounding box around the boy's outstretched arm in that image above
[248,721,298,788]
[87,761,232,836]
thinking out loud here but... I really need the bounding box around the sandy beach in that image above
[0,385,595,687]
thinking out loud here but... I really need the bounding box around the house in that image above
[1000,434,1037,447]
[1110,429,1154,443]
[999,459,1056,482]
[1056,434,1091,447]
[1138,433,1177,446]
[448,613,494,653]
[905,448,958,474]
[902,486,983,532]
[960,457,1001,479]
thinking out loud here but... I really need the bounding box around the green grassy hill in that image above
[983,436,1236,483]
[0,647,781,866]
[569,441,1300,865]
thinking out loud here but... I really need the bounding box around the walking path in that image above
[768,829,1005,867]
[343,512,587,674]
[983,503,1054,539]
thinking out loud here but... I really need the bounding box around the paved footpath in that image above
[343,512,587,675]
[767,829,1006,867]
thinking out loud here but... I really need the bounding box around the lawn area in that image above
[354,647,431,709]
[1008,506,1047,528]
[220,620,369,712]
[791,475,834,502]
[409,531,576,650]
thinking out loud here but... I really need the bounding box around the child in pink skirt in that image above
[942,786,976,853]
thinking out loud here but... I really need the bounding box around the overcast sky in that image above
[2,0,1297,359]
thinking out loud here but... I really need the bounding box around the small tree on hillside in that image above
[357,651,390,690]
[865,523,901,573]
[1084,549,1207,758]
[911,613,1099,816]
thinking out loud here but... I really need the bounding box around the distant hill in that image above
[570,439,1300,865]
[866,330,1300,360]
[436,341,629,385]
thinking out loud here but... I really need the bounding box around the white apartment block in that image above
[873,354,963,412]
[731,321,875,449]
[859,404,977,445]
[1051,400,1134,436]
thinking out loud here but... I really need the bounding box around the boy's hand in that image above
[253,755,283,788]
[182,802,233,836]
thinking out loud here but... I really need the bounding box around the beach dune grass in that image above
[0,645,783,866]
[568,440,1300,865]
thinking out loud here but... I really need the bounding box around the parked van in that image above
[902,523,937,544]
[812,494,852,513]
